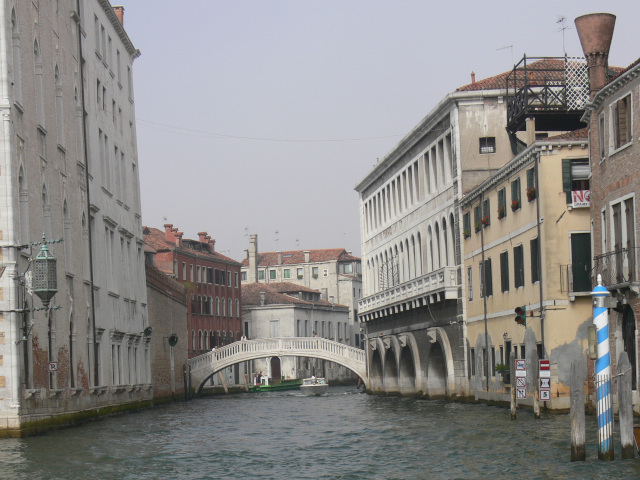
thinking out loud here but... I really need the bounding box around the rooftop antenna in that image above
[557,16,570,55]
[244,226,249,238]
[296,238,300,248]
[275,230,279,250]
[496,44,514,66]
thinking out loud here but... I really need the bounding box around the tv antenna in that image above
[496,45,514,66]
[275,230,279,250]
[557,16,571,55]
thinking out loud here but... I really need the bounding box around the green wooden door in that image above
[571,233,591,292]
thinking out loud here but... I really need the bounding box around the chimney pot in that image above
[575,13,616,98]
[471,71,476,84]
[113,6,124,25]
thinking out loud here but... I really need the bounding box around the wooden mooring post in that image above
[618,352,635,459]
[570,361,586,461]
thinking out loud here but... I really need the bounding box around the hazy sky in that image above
[123,1,639,262]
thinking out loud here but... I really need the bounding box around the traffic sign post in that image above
[539,359,550,401]
[515,359,526,400]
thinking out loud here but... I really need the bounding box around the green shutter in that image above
[530,238,539,283]
[562,158,572,204]
[527,168,535,189]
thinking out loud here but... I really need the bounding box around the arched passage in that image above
[383,348,398,393]
[398,346,416,393]
[427,341,447,397]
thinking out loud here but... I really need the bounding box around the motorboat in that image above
[300,377,328,396]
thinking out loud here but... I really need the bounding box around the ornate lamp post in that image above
[32,239,58,309]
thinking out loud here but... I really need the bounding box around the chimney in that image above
[575,13,616,99]
[304,251,310,263]
[113,6,124,25]
[244,249,249,260]
[176,231,183,248]
[471,71,476,84]
[164,223,174,243]
[277,251,282,265]
[198,231,208,243]
[249,234,259,283]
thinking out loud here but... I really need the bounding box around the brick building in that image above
[578,13,640,407]
[145,264,188,401]
[143,225,242,362]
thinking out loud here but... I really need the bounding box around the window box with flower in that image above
[527,187,536,201]
[481,215,490,227]
[497,205,506,219]
[511,199,520,211]
[464,228,471,239]
[475,221,481,233]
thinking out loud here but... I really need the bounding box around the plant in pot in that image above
[496,363,510,383]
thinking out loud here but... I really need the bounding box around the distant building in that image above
[242,282,352,382]
[0,2,149,435]
[578,13,640,409]
[461,129,592,409]
[145,264,188,401]
[240,234,362,346]
[143,225,243,387]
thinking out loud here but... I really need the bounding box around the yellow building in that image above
[461,131,592,409]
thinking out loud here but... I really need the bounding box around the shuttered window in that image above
[500,251,509,292]
[530,237,540,283]
[612,94,631,149]
[514,245,524,288]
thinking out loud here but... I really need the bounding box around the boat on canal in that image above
[300,377,328,396]
[249,377,302,393]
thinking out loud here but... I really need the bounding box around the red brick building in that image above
[578,14,640,403]
[144,224,242,359]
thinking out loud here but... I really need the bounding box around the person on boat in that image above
[311,375,317,384]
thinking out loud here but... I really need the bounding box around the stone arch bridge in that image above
[188,337,367,394]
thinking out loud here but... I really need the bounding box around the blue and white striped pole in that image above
[592,274,614,461]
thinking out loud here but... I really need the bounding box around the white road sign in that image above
[516,377,526,387]
[516,387,527,399]
[540,378,551,389]
[540,389,551,401]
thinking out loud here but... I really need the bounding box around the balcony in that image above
[358,266,458,320]
[506,56,588,133]
[592,248,639,291]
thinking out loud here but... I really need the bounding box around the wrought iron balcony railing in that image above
[592,248,639,288]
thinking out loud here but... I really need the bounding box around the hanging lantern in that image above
[33,239,57,308]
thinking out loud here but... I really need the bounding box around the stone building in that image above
[578,13,640,410]
[0,2,149,435]
[145,263,187,402]
[241,282,352,382]
[241,234,362,346]
[461,130,592,409]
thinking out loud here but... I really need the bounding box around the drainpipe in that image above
[75,0,99,386]
[535,153,545,357]
[480,193,489,392]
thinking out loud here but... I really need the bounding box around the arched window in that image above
[236,299,240,317]
[34,39,44,125]
[442,218,449,267]
[11,8,22,103]
[55,64,64,146]
[42,184,52,239]
[229,298,233,317]
[216,297,220,315]
[18,164,29,244]
[198,330,202,350]
[63,200,72,272]
[222,297,226,316]
[192,330,196,351]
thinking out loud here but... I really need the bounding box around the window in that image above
[323,269,328,277]
[236,299,240,317]
[298,268,304,279]
[197,266,201,283]
[284,269,290,279]
[241,271,247,281]
[259,270,265,280]
[514,245,524,288]
[530,238,540,283]
[482,198,490,227]
[312,266,319,277]
[480,258,492,297]
[526,168,535,190]
[228,271,231,286]
[500,251,509,292]
[470,348,476,376]
[511,177,521,210]
[235,272,239,287]
[479,137,496,154]
[562,158,590,204]
[339,263,353,274]
[498,188,506,219]
[474,204,481,232]
[599,113,606,159]
[612,94,631,149]
[269,270,276,280]
[463,212,471,238]
[467,266,473,301]
[207,267,213,284]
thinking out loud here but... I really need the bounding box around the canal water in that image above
[1,387,639,479]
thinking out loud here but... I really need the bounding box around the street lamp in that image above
[32,239,58,309]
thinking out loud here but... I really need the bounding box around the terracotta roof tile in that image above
[240,248,360,267]
[241,282,348,308]
[546,127,589,141]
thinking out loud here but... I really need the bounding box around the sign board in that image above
[516,377,526,387]
[571,190,590,208]
[515,359,526,377]
[516,387,527,399]
[540,378,551,389]
[540,389,551,401]
[48,361,58,372]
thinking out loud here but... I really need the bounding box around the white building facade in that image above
[0,1,149,435]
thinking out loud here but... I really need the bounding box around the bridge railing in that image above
[188,337,366,372]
